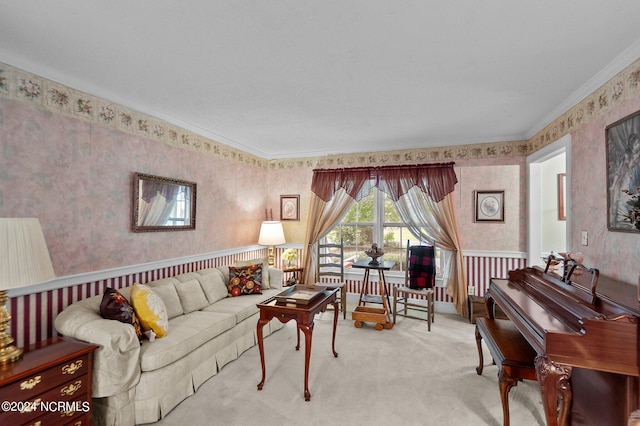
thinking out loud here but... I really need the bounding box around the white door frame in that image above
[526,134,571,267]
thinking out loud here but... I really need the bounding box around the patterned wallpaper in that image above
[4,57,640,167]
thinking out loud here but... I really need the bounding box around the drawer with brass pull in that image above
[0,375,89,426]
[0,337,98,426]
[0,353,90,402]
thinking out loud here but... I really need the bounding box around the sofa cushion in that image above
[215,265,229,284]
[235,257,270,289]
[228,264,262,296]
[99,287,143,340]
[204,288,280,323]
[196,268,229,304]
[131,283,169,338]
[147,278,183,319]
[139,311,236,372]
[172,275,209,313]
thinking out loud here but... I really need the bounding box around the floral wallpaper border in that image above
[2,57,640,169]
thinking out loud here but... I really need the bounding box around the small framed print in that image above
[280,195,300,221]
[474,190,504,222]
[558,173,566,221]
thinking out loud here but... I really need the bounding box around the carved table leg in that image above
[475,325,484,375]
[499,369,518,426]
[299,322,314,401]
[256,318,270,391]
[535,355,573,426]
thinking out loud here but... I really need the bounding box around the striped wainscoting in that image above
[8,247,272,348]
[318,274,454,308]
[13,248,528,349]
[464,251,528,297]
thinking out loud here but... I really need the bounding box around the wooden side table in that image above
[351,259,395,330]
[282,267,304,286]
[468,294,508,323]
[0,337,99,426]
[256,287,339,401]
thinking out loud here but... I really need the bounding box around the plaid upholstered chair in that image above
[392,242,436,331]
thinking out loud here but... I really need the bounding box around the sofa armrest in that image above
[269,267,284,289]
[54,297,141,398]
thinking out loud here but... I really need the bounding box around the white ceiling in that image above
[2,1,640,159]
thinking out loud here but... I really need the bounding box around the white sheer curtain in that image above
[302,188,357,284]
[138,192,177,226]
[394,187,468,317]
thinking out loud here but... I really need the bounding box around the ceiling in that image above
[2,1,640,160]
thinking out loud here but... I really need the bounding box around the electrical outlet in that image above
[581,230,588,246]
[468,285,475,295]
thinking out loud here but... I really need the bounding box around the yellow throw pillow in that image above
[131,283,169,338]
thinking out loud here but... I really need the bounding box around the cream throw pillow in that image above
[131,283,169,338]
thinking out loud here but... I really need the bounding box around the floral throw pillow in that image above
[228,264,263,297]
[99,287,143,340]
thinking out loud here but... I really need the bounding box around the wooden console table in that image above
[351,259,395,331]
[256,287,339,401]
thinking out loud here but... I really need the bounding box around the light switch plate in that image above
[581,230,588,246]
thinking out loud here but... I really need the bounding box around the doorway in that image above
[526,134,571,267]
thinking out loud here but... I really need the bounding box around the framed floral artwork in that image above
[280,195,300,221]
[474,190,504,222]
[606,110,640,233]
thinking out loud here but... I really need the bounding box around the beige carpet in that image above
[154,310,545,426]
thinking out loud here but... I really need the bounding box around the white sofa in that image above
[54,264,285,425]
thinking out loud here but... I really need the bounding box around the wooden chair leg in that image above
[341,287,346,319]
[392,287,398,324]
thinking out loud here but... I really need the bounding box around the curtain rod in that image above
[312,162,455,173]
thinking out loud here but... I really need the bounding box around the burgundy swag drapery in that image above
[310,162,458,202]
[304,161,468,317]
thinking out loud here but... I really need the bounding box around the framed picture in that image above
[474,190,504,222]
[606,110,640,233]
[558,173,566,221]
[280,195,300,221]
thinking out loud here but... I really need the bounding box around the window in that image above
[166,188,190,226]
[324,189,444,275]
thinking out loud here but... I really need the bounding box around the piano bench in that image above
[475,317,538,426]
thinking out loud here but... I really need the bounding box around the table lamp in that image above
[0,218,55,364]
[258,221,286,266]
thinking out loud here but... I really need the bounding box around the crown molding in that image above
[527,37,640,139]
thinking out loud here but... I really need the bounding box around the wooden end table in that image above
[256,287,339,401]
[282,267,304,286]
[351,259,395,330]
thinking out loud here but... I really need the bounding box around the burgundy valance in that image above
[311,162,457,203]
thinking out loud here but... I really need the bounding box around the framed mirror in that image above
[132,172,197,232]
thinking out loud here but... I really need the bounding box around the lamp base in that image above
[0,290,23,364]
[267,246,275,266]
[0,344,22,365]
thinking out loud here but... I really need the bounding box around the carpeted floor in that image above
[154,310,545,426]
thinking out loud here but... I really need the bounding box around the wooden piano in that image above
[485,264,640,425]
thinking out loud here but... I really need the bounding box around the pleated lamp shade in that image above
[258,221,285,266]
[0,218,55,290]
